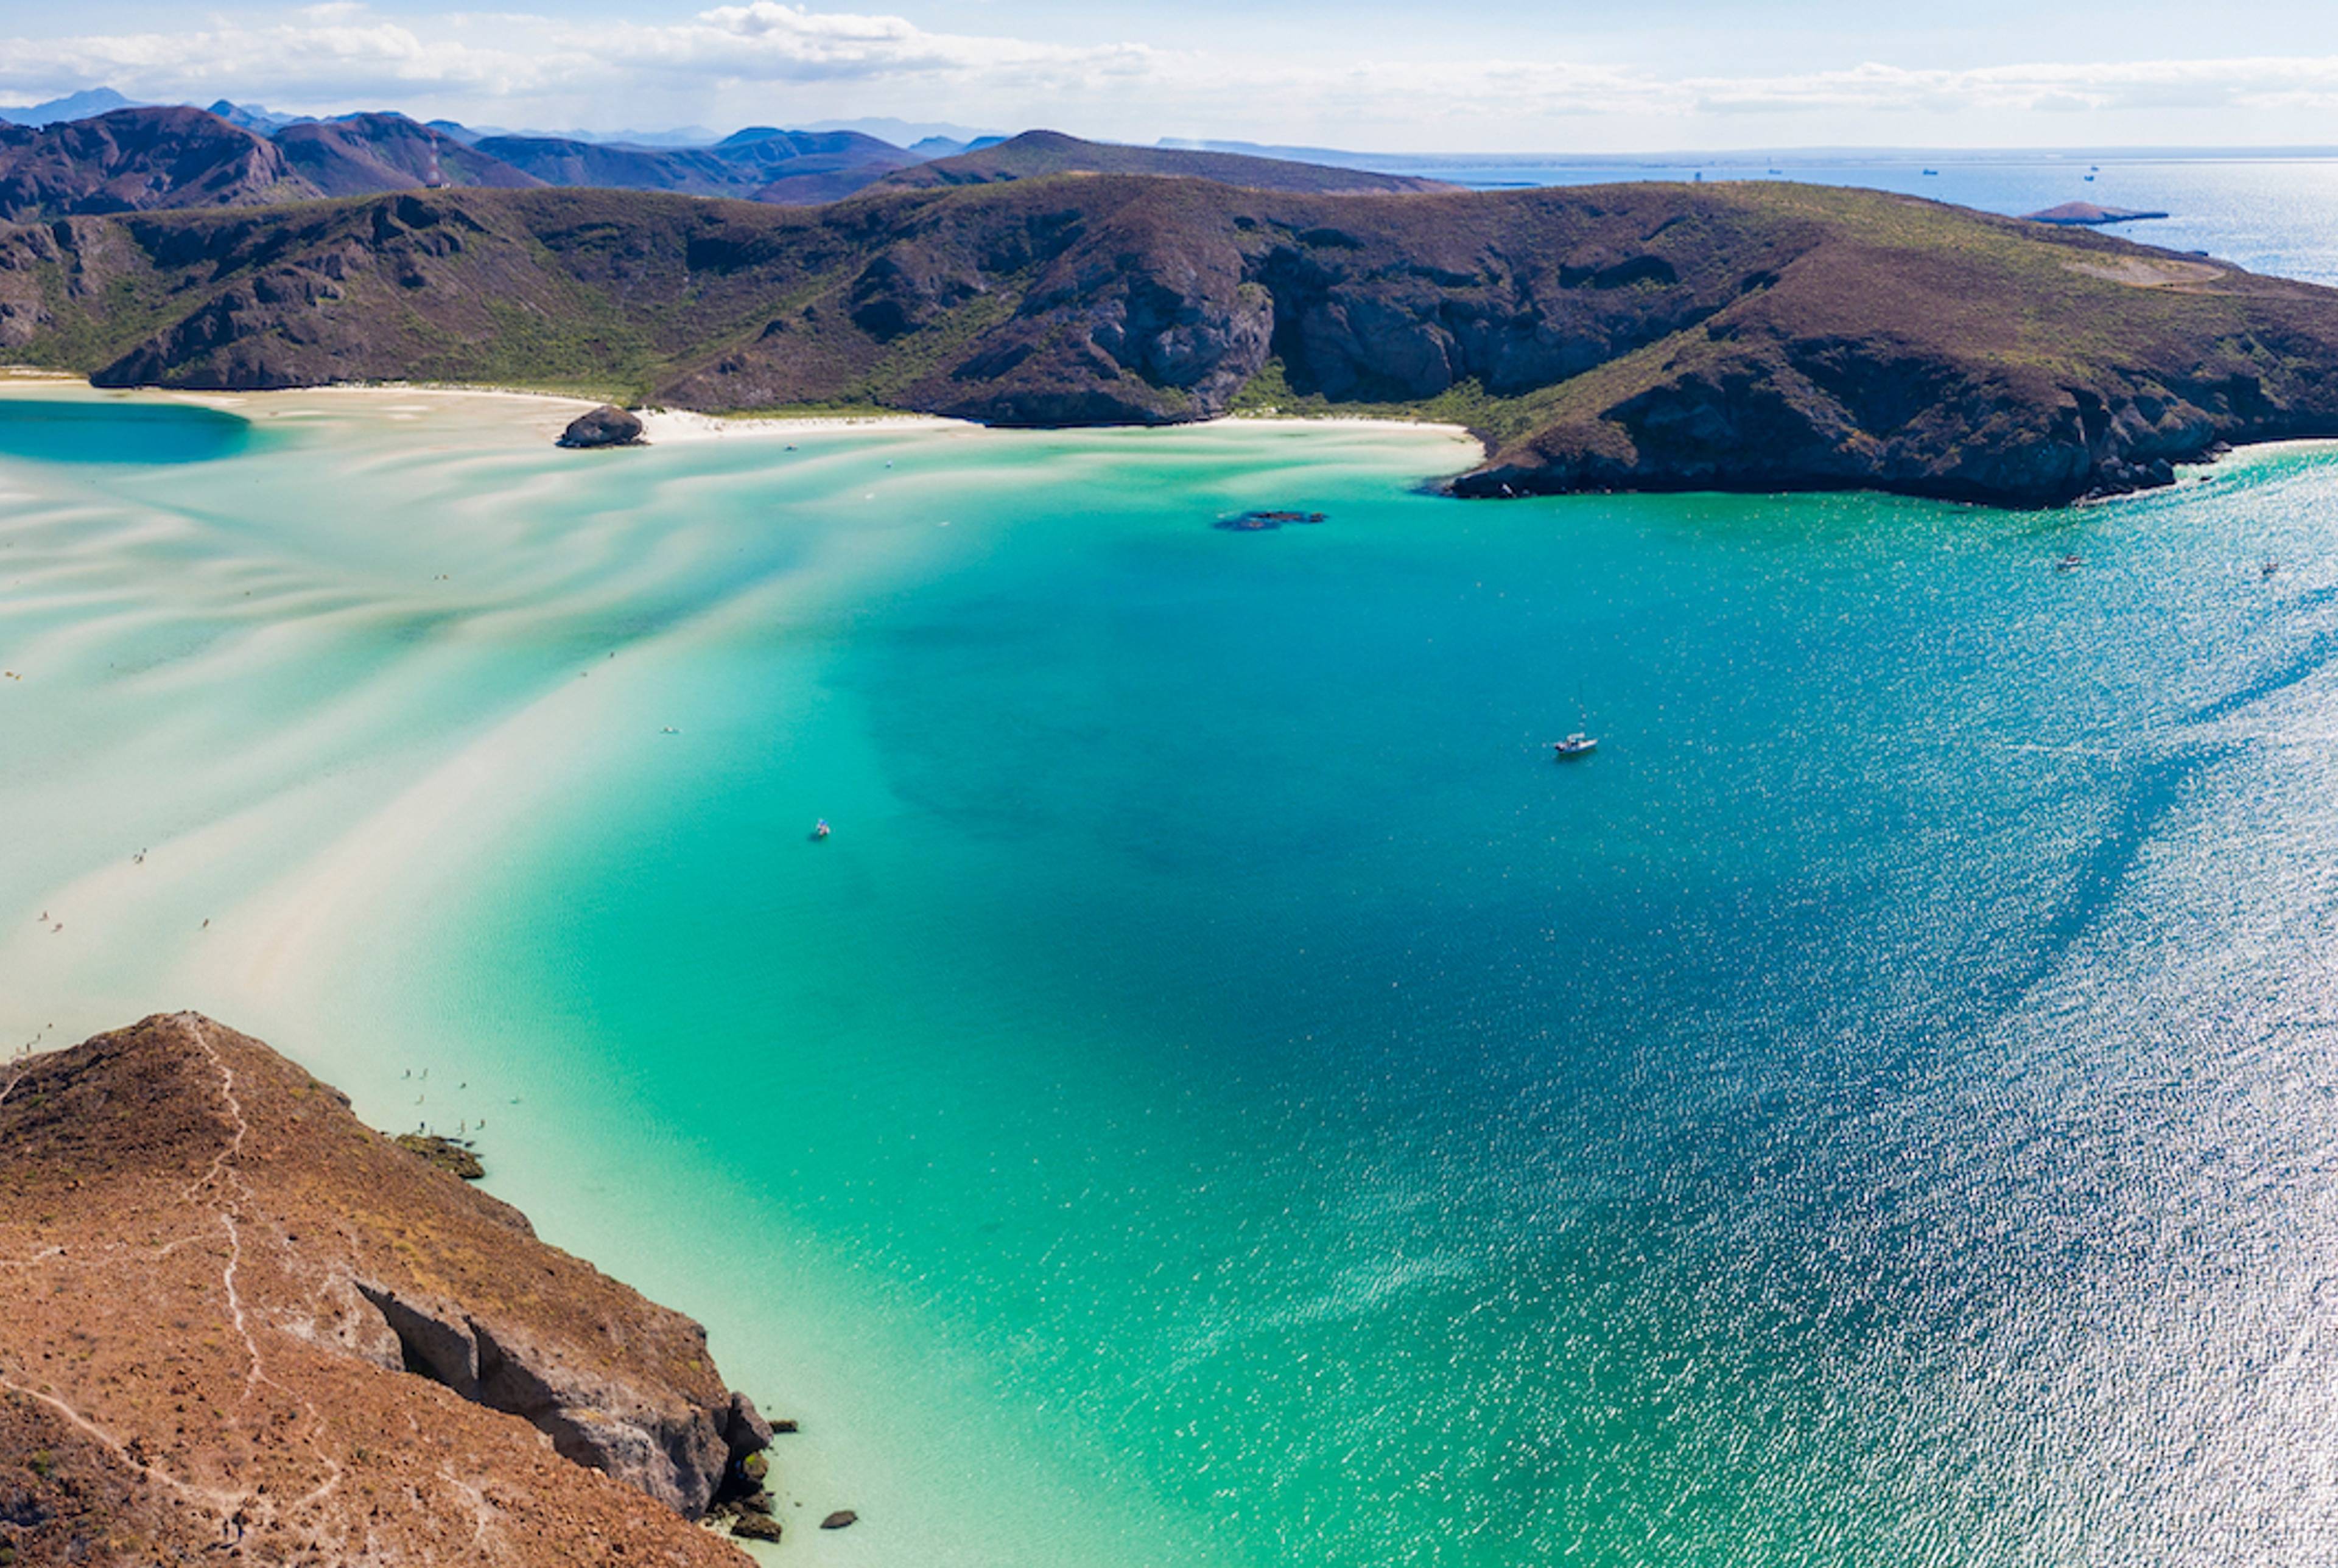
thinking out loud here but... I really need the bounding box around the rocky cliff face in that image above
[0,1014,771,1565]
[8,176,2338,505]
[0,107,302,223]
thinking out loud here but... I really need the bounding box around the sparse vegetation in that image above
[5,173,2337,502]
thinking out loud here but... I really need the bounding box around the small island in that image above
[2024,201,2171,226]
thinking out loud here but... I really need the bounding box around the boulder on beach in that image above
[557,404,645,448]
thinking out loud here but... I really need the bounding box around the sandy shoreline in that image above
[0,370,1487,456]
[25,369,2338,485]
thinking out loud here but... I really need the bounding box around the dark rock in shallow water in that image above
[556,404,645,449]
[769,1416,800,1434]
[714,1403,775,1506]
[724,1390,774,1453]
[392,1131,483,1179]
[2086,454,2180,498]
[1215,509,1327,531]
[820,1509,858,1530]
[732,1511,784,1542]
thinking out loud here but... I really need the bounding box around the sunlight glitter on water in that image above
[8,386,2338,1565]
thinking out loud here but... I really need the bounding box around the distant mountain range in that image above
[0,87,143,127]
[0,103,1449,223]
[0,88,1003,153]
[802,117,1002,148]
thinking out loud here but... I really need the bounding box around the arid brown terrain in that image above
[0,1014,778,1566]
[9,163,2338,503]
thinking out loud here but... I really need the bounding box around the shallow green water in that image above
[8,389,2338,1565]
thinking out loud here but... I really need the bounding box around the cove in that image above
[0,394,255,464]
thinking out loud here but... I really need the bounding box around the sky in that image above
[9,0,2338,152]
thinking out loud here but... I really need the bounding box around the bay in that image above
[4,383,2338,1568]
[5,172,2338,1561]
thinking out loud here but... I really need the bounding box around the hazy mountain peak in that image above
[802,116,1004,147]
[208,99,306,135]
[0,86,143,127]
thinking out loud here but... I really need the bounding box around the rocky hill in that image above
[6,175,2338,503]
[876,129,1452,195]
[275,113,545,197]
[474,127,918,202]
[0,106,931,220]
[0,1014,782,1565]
[0,107,304,222]
[0,107,545,220]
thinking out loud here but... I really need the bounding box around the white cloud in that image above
[8,3,2338,147]
[0,2,1158,107]
[1680,55,2338,117]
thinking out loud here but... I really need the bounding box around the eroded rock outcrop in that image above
[347,1281,744,1516]
[0,1013,768,1565]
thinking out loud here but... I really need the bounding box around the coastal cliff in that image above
[0,1014,774,1565]
[6,176,2338,504]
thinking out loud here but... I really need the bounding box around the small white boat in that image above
[1552,732,1599,758]
[812,819,832,839]
[2054,553,2085,572]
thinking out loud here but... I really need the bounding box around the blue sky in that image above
[8,0,2338,150]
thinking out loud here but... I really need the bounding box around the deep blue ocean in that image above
[1404,151,2338,284]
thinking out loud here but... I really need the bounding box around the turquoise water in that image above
[9,389,2338,1563]
[0,394,256,464]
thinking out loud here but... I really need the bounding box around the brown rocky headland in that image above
[9,173,2338,505]
[0,1013,783,1566]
